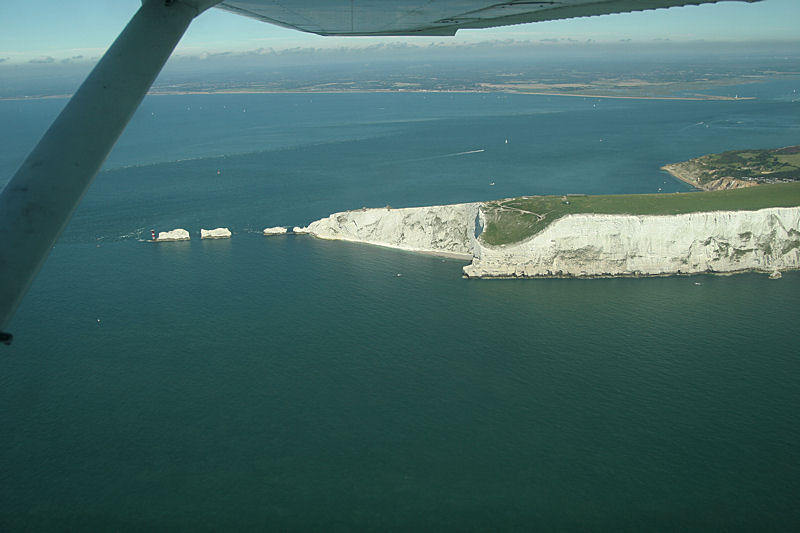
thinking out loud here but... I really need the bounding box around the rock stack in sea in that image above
[155,229,190,242]
[201,227,232,239]
[263,227,288,236]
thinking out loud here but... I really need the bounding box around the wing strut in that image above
[0,0,215,343]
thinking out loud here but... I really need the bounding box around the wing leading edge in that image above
[216,0,761,36]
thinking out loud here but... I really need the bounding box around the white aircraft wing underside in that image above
[215,0,760,36]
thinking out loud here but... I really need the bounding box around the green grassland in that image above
[480,182,800,246]
[687,145,800,185]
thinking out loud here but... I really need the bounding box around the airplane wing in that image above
[215,0,761,36]
[0,0,762,343]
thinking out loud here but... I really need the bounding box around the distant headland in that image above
[661,145,800,191]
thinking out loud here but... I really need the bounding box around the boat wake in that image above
[386,149,485,165]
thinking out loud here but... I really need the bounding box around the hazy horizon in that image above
[2,39,799,99]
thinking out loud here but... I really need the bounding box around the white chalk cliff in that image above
[296,203,481,258]
[297,204,800,278]
[466,207,800,278]
[156,228,190,241]
[201,227,232,239]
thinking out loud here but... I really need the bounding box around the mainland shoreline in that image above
[0,88,753,103]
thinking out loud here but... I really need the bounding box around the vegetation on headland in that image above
[661,146,800,190]
[480,182,800,246]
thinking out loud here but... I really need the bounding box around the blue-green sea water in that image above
[2,84,800,530]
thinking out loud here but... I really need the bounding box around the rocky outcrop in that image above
[156,228,190,241]
[296,203,481,258]
[464,207,800,278]
[702,177,758,191]
[263,226,288,236]
[201,227,232,239]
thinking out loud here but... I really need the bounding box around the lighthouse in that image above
[151,229,156,241]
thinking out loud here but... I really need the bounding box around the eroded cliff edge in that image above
[295,203,481,259]
[296,204,800,278]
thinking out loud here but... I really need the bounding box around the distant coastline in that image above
[147,89,752,102]
[0,89,753,103]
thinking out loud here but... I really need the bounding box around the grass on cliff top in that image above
[480,182,800,246]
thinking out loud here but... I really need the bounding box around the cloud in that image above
[0,57,8,63]
[60,55,85,64]
[162,37,800,72]
[29,56,55,64]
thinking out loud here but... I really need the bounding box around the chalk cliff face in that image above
[297,203,481,258]
[465,207,800,278]
[298,204,800,278]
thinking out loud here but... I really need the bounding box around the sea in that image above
[1,79,800,531]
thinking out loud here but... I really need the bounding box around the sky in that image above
[0,0,799,65]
